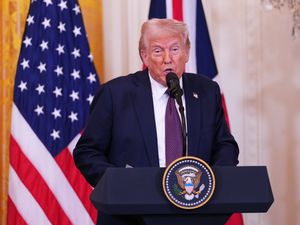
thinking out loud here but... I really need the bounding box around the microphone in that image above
[166,72,188,156]
[166,72,183,100]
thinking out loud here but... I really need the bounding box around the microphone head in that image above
[166,72,182,98]
[166,72,179,89]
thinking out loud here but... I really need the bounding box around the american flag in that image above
[8,0,99,224]
[149,0,244,224]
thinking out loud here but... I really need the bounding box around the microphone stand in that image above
[174,93,188,157]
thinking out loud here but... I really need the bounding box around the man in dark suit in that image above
[73,18,239,225]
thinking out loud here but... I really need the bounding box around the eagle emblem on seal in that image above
[175,166,205,201]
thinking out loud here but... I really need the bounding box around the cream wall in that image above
[206,1,300,225]
[101,1,300,225]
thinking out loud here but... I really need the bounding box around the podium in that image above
[90,166,274,225]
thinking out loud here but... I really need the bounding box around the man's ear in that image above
[185,47,190,63]
[140,50,148,66]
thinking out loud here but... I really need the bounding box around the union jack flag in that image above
[8,0,99,224]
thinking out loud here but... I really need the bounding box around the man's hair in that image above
[138,18,190,55]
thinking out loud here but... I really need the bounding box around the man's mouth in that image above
[163,68,173,75]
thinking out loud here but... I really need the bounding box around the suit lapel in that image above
[183,74,202,156]
[133,70,159,166]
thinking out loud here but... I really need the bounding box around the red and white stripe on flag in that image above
[9,113,96,224]
[149,1,244,224]
[7,0,99,224]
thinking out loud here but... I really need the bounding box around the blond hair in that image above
[138,18,190,56]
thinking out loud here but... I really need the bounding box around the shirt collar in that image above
[148,72,168,100]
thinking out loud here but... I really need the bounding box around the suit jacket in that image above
[74,69,238,185]
[73,69,239,224]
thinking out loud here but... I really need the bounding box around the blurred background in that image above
[1,0,300,224]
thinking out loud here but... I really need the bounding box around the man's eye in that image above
[171,47,179,52]
[152,48,163,56]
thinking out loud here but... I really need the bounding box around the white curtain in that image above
[102,0,150,80]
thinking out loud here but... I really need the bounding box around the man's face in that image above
[141,33,190,86]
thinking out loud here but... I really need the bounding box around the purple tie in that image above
[165,96,183,166]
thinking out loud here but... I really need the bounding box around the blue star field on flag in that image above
[13,0,100,157]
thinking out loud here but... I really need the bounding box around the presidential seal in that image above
[162,156,215,209]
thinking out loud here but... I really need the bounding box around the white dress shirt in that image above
[148,73,186,167]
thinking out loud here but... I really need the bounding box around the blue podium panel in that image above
[90,166,273,215]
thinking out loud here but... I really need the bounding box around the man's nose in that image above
[163,51,172,64]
